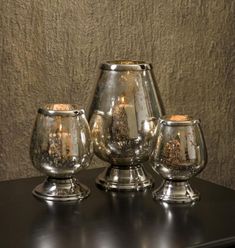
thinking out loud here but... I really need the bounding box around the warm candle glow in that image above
[45,104,75,111]
[120,96,126,104]
[168,115,191,121]
[114,94,138,139]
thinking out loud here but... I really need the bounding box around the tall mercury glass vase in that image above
[89,60,163,191]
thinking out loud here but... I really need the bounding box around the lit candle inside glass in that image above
[48,123,73,158]
[61,131,72,157]
[119,95,138,138]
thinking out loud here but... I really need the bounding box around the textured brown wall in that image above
[0,0,234,188]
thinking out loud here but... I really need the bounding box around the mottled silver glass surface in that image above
[89,60,163,191]
[30,104,93,201]
[151,115,207,203]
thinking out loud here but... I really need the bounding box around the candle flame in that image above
[59,123,63,132]
[120,96,125,104]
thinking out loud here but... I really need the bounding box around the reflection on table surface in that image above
[0,168,235,248]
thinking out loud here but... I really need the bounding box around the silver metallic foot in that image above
[32,177,90,201]
[96,165,153,191]
[152,180,199,203]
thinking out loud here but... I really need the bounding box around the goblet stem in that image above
[152,180,199,203]
[32,177,90,201]
[96,165,153,191]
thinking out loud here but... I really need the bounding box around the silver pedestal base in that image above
[96,165,153,191]
[32,177,90,201]
[152,180,199,203]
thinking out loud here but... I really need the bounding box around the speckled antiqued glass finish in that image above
[30,104,93,201]
[151,115,207,203]
[89,61,163,191]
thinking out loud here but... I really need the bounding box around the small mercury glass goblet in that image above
[151,115,207,203]
[30,104,93,201]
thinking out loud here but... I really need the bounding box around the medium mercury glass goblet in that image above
[89,60,163,191]
[30,104,93,201]
[151,115,207,203]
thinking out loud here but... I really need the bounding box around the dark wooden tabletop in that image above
[0,165,235,248]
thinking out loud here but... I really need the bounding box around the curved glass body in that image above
[30,104,92,201]
[152,115,207,181]
[89,60,163,191]
[151,115,207,203]
[90,61,163,167]
[30,104,93,178]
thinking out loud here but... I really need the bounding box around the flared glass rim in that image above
[38,104,84,117]
[159,115,200,126]
[100,60,152,71]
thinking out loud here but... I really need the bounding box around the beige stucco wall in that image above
[0,0,234,189]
